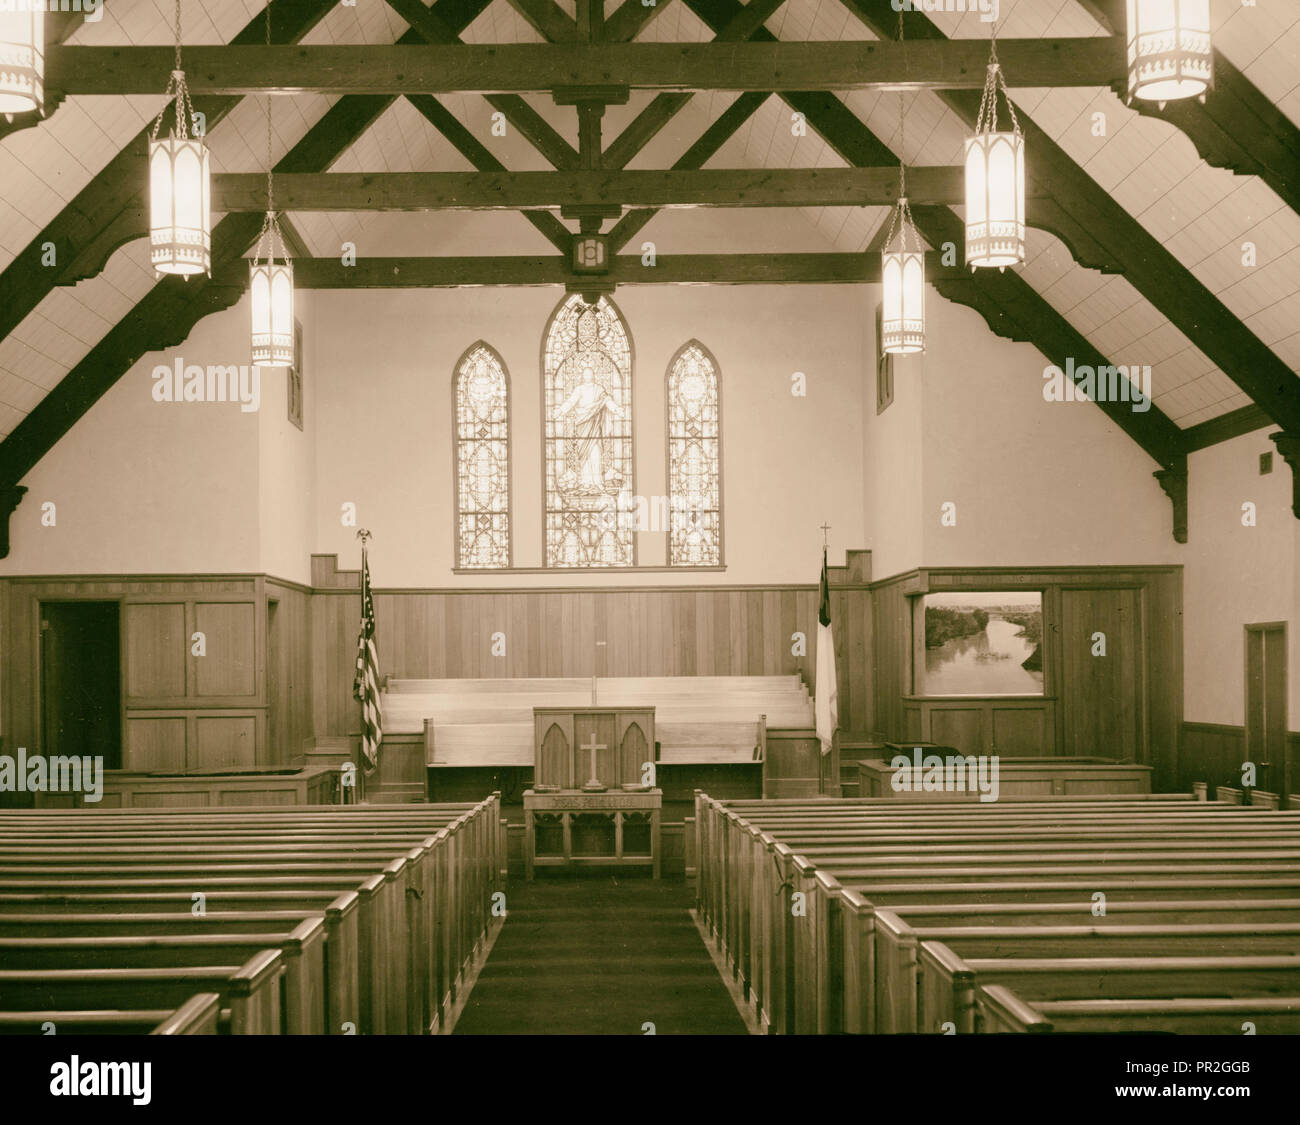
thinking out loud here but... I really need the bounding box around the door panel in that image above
[1060,589,1142,761]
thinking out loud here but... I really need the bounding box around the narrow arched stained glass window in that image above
[667,341,721,567]
[455,342,511,568]
[543,295,635,568]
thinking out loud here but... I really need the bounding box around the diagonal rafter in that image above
[682,0,1187,481]
[0,0,340,347]
[602,0,789,170]
[404,95,573,251]
[1079,0,1300,221]
[384,0,580,169]
[608,92,771,250]
[840,0,1300,434]
[0,0,495,520]
[506,0,580,42]
[0,9,87,142]
[603,0,678,43]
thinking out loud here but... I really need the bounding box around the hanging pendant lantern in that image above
[1126,0,1212,104]
[881,197,925,355]
[0,7,42,114]
[965,47,1025,271]
[250,214,294,368]
[251,1,294,371]
[148,3,211,277]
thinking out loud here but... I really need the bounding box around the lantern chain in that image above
[256,0,286,267]
[976,17,1021,139]
[883,8,918,257]
[149,0,194,143]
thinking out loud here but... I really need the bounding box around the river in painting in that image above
[923,607,1044,696]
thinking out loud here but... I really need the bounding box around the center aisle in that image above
[453,877,749,1035]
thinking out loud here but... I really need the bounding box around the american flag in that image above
[353,547,382,771]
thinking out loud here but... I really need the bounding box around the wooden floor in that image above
[453,876,748,1035]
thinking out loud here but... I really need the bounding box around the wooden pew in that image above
[691,792,1300,1035]
[0,919,328,1034]
[874,915,1300,1033]
[0,797,503,1035]
[1013,995,1300,1034]
[920,944,1300,1034]
[0,949,285,1034]
[0,992,224,1036]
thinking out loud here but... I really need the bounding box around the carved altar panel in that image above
[537,720,571,789]
[533,706,655,792]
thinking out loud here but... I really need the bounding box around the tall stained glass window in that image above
[543,295,634,567]
[455,342,511,568]
[666,341,722,566]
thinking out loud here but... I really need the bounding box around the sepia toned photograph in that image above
[0,0,1295,1106]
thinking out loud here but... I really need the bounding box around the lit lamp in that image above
[250,223,294,368]
[148,4,211,277]
[250,54,293,369]
[0,8,42,114]
[965,46,1025,271]
[881,197,925,355]
[1126,0,1212,104]
[149,118,211,277]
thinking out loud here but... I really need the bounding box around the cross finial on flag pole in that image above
[820,522,831,549]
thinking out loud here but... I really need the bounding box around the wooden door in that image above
[40,602,122,769]
[1246,624,1288,800]
[1059,589,1143,761]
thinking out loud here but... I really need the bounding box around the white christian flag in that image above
[352,548,383,772]
[815,549,838,756]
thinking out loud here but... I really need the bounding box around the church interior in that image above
[0,0,1297,1043]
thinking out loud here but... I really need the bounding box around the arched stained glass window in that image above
[666,341,722,567]
[543,295,634,567]
[454,342,511,569]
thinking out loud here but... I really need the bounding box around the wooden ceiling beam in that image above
[603,0,678,43]
[0,0,341,348]
[205,166,970,210]
[601,0,792,171]
[215,250,917,288]
[1085,0,1300,223]
[403,95,574,252]
[608,92,772,251]
[505,0,581,42]
[844,0,1300,436]
[384,0,580,169]
[0,8,87,142]
[44,38,1129,95]
[683,0,1188,485]
[0,0,498,557]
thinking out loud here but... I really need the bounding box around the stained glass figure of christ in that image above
[544,296,634,567]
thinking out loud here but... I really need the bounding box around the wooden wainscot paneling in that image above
[124,602,186,698]
[266,580,315,766]
[126,710,265,770]
[873,566,1181,788]
[311,561,874,743]
[193,602,257,697]
[125,715,187,771]
[902,698,1058,758]
[194,713,259,770]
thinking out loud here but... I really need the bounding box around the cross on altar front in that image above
[581,733,607,792]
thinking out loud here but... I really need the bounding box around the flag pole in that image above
[353,529,382,801]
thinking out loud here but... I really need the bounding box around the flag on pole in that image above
[815,548,838,756]
[353,547,383,772]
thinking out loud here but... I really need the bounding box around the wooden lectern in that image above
[525,705,661,878]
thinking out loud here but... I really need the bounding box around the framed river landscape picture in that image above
[918,592,1044,696]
